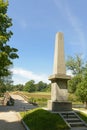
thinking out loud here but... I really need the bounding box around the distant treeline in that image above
[0,80,51,94]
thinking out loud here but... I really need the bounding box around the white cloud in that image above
[11,67,74,85]
[11,67,49,85]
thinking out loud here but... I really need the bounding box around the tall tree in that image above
[67,54,87,108]
[66,54,85,93]
[66,54,84,75]
[76,77,87,108]
[0,0,19,80]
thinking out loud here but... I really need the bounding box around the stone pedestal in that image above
[48,74,72,111]
[48,100,72,111]
[49,74,71,101]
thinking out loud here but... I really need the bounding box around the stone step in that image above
[61,113,77,118]
[66,118,81,122]
[63,115,77,118]
[60,112,76,119]
[59,111,87,128]
[61,112,75,115]
[61,112,76,116]
[70,122,85,127]
[71,126,87,130]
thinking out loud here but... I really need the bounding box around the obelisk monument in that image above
[48,32,72,111]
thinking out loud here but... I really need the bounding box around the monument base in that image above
[48,100,72,111]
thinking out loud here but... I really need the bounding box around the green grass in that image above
[13,91,51,107]
[20,108,70,130]
[22,91,51,99]
[29,97,47,107]
[13,91,51,99]
[77,111,87,123]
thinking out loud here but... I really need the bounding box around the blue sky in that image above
[7,0,87,84]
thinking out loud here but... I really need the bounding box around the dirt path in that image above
[0,94,37,130]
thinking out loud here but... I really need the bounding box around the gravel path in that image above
[0,94,37,130]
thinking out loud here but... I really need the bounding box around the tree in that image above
[0,80,6,93]
[13,84,24,91]
[66,54,86,94]
[43,83,51,92]
[76,79,87,108]
[66,54,84,75]
[68,74,82,93]
[66,54,87,107]
[35,81,47,91]
[0,0,19,80]
[23,80,35,92]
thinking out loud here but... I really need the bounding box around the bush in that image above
[68,93,78,102]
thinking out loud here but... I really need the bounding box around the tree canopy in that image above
[68,74,82,93]
[66,54,87,107]
[66,54,84,75]
[76,78,87,108]
[23,80,35,92]
[0,0,19,81]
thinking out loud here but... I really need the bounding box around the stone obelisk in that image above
[48,32,72,111]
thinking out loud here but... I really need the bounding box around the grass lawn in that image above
[20,108,70,130]
[76,111,87,123]
[19,91,51,99]
[13,91,51,107]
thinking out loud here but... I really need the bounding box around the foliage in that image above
[41,83,51,92]
[66,54,87,106]
[23,80,35,92]
[5,83,13,91]
[20,108,70,130]
[23,80,51,92]
[68,74,82,93]
[66,54,84,75]
[68,93,78,102]
[0,80,6,93]
[76,78,87,108]
[12,84,24,91]
[35,81,48,91]
[0,0,19,80]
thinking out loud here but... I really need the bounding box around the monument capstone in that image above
[48,32,72,111]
